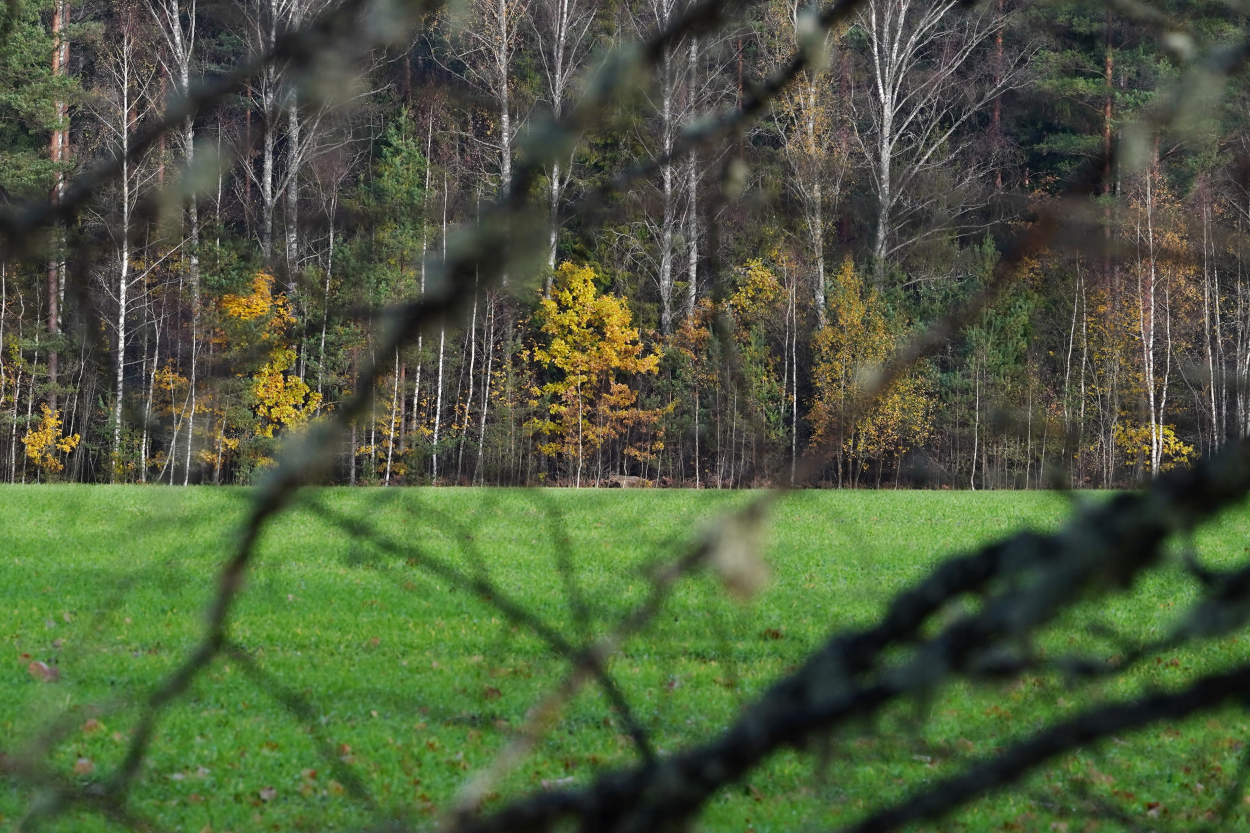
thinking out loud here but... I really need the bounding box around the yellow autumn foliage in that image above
[530,262,666,479]
[22,404,81,474]
[252,347,322,438]
[213,270,321,472]
[1113,422,1195,473]
[729,259,783,325]
[219,271,295,330]
[809,260,932,482]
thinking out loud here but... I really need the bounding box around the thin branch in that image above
[841,662,1250,833]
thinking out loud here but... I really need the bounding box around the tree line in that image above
[0,0,1245,487]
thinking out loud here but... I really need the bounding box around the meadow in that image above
[3,486,1250,832]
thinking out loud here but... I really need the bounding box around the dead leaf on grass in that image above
[27,661,59,682]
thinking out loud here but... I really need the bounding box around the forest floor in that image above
[3,486,1250,832]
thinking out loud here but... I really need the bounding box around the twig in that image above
[841,664,1250,833]
[222,640,377,806]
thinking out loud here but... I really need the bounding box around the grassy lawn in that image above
[3,486,1250,832]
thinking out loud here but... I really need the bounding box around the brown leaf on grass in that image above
[27,660,59,682]
[81,718,102,733]
[484,686,502,701]
[258,786,277,802]
[73,757,94,775]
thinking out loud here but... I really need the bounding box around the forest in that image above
[0,0,1244,488]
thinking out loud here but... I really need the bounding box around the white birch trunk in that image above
[433,328,445,481]
[658,49,676,334]
[385,347,399,484]
[475,295,495,483]
[285,102,301,299]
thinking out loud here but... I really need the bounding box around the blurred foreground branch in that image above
[455,436,1250,833]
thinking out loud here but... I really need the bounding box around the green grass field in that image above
[3,486,1250,832]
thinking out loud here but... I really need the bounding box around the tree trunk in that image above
[112,155,131,477]
[685,150,698,322]
[385,347,399,484]
[658,47,676,335]
[475,294,495,483]
[46,0,70,413]
[285,102,301,299]
[260,66,277,261]
[433,327,445,481]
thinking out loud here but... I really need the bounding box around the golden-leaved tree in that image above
[21,404,80,477]
[809,259,932,486]
[211,271,322,475]
[529,262,664,486]
[727,258,795,467]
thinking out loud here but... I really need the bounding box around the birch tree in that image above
[855,0,1025,286]
[148,0,201,484]
[239,0,329,278]
[636,0,684,336]
[763,0,848,326]
[448,0,530,202]
[1127,163,1194,475]
[90,4,161,477]
[530,0,596,279]
[631,0,732,334]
